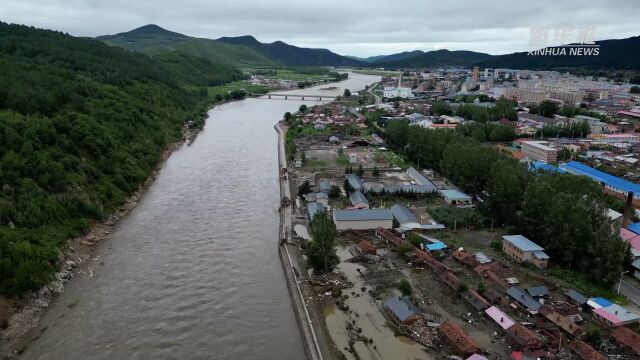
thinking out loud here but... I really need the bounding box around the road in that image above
[618,277,640,308]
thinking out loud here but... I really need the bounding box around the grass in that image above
[262,69,335,82]
[336,156,350,166]
[549,268,628,304]
[380,150,411,169]
[300,124,332,137]
[207,81,272,100]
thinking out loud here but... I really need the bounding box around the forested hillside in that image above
[0,23,240,295]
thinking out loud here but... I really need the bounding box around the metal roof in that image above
[319,181,331,192]
[307,202,324,219]
[628,222,640,235]
[345,174,364,191]
[561,161,640,195]
[485,306,515,330]
[391,204,418,224]
[349,190,368,206]
[383,296,419,322]
[426,242,448,251]
[502,235,545,252]
[589,297,613,308]
[406,167,437,190]
[506,287,542,312]
[594,304,640,324]
[440,189,472,200]
[527,285,549,297]
[531,161,565,173]
[333,209,393,221]
[565,289,588,305]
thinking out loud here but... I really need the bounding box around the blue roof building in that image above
[628,222,640,235]
[349,191,369,208]
[383,296,422,325]
[345,174,364,191]
[560,161,640,196]
[390,204,418,225]
[506,287,542,313]
[308,202,324,220]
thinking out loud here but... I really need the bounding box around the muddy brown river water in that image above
[17,73,379,360]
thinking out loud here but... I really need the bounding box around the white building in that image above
[521,141,558,163]
[440,189,473,205]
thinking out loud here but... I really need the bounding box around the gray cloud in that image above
[1,0,638,56]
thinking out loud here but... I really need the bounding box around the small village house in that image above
[382,296,422,325]
[333,209,393,231]
[502,235,549,269]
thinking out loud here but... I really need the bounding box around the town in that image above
[278,67,640,360]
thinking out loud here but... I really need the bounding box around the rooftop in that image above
[521,140,556,152]
[390,204,418,225]
[334,209,393,222]
[440,189,472,200]
[611,326,640,354]
[308,202,324,219]
[485,306,515,330]
[593,303,640,324]
[502,235,545,252]
[506,287,542,312]
[565,289,588,305]
[383,296,419,322]
[560,161,640,195]
[349,190,368,206]
[527,285,549,298]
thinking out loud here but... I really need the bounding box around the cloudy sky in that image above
[1,0,638,56]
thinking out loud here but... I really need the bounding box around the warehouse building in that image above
[333,209,394,230]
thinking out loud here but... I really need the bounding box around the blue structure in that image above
[629,222,640,235]
[530,161,565,173]
[560,161,640,195]
[425,241,447,251]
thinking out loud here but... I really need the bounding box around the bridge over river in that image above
[253,93,337,101]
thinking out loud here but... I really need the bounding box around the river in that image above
[17,72,380,360]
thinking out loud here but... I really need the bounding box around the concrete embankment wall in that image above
[274,123,324,360]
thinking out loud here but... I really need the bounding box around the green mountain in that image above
[476,36,640,70]
[373,49,493,68]
[0,22,238,295]
[367,50,425,63]
[98,25,274,66]
[216,35,365,66]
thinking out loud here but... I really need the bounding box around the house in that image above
[521,141,558,163]
[382,296,422,325]
[587,297,612,310]
[440,189,473,206]
[462,289,490,311]
[539,306,584,337]
[319,181,331,193]
[568,340,607,360]
[485,306,516,330]
[611,326,640,355]
[437,320,481,356]
[592,303,640,327]
[315,192,329,207]
[502,235,549,269]
[506,323,543,350]
[356,240,377,255]
[390,204,418,225]
[565,289,589,308]
[527,285,549,300]
[307,202,324,220]
[333,209,394,231]
[466,355,488,360]
[506,287,542,314]
[345,173,364,191]
[349,191,369,209]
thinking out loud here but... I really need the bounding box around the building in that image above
[315,192,329,207]
[390,204,418,225]
[569,340,607,360]
[383,296,423,325]
[440,189,473,205]
[521,141,558,163]
[611,326,640,355]
[307,202,324,220]
[527,285,549,299]
[502,235,549,268]
[472,66,479,82]
[506,287,543,314]
[345,174,364,192]
[592,303,640,327]
[406,167,437,191]
[565,289,589,308]
[574,115,606,134]
[349,191,369,209]
[356,240,377,255]
[437,320,481,356]
[333,209,394,231]
[560,161,640,201]
[462,289,490,311]
[506,323,543,350]
[485,306,515,330]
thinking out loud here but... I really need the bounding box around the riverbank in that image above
[0,123,201,357]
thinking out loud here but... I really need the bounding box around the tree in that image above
[343,88,351,97]
[307,212,339,273]
[631,86,640,94]
[630,75,640,85]
[297,180,311,198]
[343,178,354,196]
[300,151,306,163]
[284,112,292,123]
[356,164,364,177]
[398,279,412,297]
[372,166,380,177]
[538,100,560,118]
[328,185,342,199]
[407,233,422,248]
[299,104,307,113]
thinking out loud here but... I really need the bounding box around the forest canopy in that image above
[0,23,243,295]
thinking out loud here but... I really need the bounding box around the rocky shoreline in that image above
[0,124,200,358]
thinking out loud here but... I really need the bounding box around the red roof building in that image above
[437,320,481,356]
[569,340,607,360]
[611,326,640,354]
[506,323,543,350]
[357,240,377,255]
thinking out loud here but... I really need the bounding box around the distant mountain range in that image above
[97,25,640,70]
[98,25,362,67]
